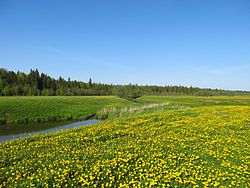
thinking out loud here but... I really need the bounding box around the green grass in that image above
[0,96,136,124]
[1,95,250,125]
[0,106,249,187]
[103,95,250,118]
[1,95,250,186]
[137,95,250,107]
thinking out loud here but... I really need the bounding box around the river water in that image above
[0,119,101,143]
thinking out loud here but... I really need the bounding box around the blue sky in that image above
[0,0,249,90]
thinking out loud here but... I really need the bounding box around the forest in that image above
[0,68,249,98]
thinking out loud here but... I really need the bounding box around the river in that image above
[0,119,101,143]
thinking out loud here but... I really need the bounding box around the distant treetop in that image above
[0,68,249,97]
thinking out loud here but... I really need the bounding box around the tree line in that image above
[0,68,249,98]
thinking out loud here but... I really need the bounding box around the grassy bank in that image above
[137,95,250,107]
[0,96,136,124]
[0,106,249,187]
[1,95,250,125]
[97,95,250,119]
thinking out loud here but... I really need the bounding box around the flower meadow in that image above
[0,106,249,187]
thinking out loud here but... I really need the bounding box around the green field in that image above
[1,95,250,125]
[102,95,250,119]
[137,95,250,107]
[0,96,137,125]
[0,105,249,187]
[0,95,250,187]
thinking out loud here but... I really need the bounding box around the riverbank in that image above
[0,96,137,124]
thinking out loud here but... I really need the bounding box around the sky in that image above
[0,0,249,91]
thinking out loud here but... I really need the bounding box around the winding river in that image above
[0,119,102,143]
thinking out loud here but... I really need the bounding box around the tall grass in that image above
[96,102,191,119]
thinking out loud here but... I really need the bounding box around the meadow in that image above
[0,105,249,187]
[97,95,250,119]
[0,95,250,187]
[0,96,137,125]
[1,95,250,125]
[136,95,250,107]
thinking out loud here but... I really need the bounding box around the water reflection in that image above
[0,119,101,143]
